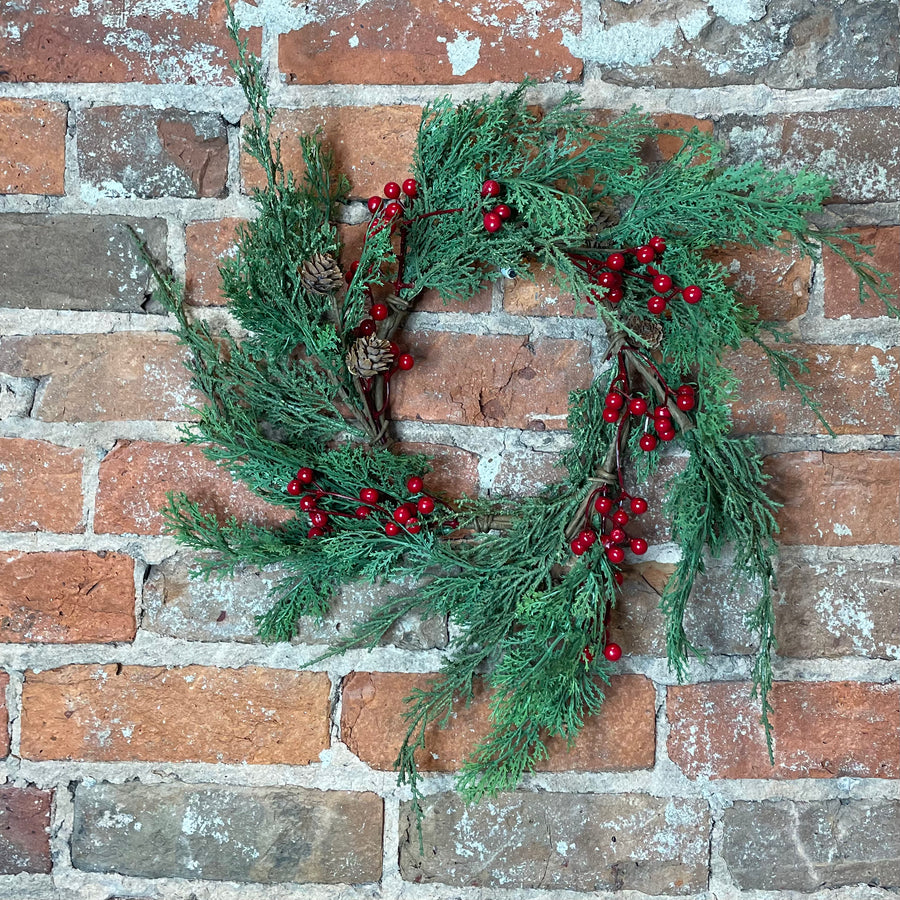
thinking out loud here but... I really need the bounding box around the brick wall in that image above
[1,2,899,898]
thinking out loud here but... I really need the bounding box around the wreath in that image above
[148,13,893,830]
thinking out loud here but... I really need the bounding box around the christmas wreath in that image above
[149,14,893,828]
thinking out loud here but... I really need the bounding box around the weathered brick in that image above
[341,672,655,772]
[73,782,382,884]
[242,106,421,200]
[720,108,900,203]
[0,99,66,195]
[395,441,480,498]
[491,449,566,496]
[185,218,245,307]
[503,265,581,317]
[21,665,331,765]
[0,1,258,84]
[727,343,900,436]
[0,787,52,875]
[0,551,135,643]
[590,0,898,89]
[94,440,289,536]
[764,451,900,546]
[722,799,900,891]
[667,681,900,780]
[0,672,8,756]
[400,793,710,893]
[0,438,83,533]
[628,455,688,545]
[279,0,581,85]
[143,552,447,649]
[0,334,198,422]
[823,226,900,319]
[391,331,592,430]
[0,215,167,311]
[79,107,227,200]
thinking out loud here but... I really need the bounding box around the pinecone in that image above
[300,252,343,295]
[346,335,394,377]
[626,315,664,350]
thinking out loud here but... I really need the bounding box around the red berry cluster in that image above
[381,475,437,536]
[602,383,696,453]
[570,490,651,565]
[366,179,419,227]
[480,180,513,233]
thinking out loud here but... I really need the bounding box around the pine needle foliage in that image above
[157,8,893,835]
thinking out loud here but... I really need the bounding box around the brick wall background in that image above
[1,1,899,898]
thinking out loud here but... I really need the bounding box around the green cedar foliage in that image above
[158,8,893,832]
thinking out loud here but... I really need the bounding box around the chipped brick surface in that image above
[823,226,900,319]
[185,218,246,307]
[0,99,66,195]
[0,787,52,875]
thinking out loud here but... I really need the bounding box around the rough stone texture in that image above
[502,265,581,317]
[823,226,900,319]
[78,107,228,200]
[21,665,331,764]
[0,550,136,643]
[627,456,688,545]
[0,437,84,533]
[0,0,258,84]
[72,782,382,884]
[94,440,290,536]
[0,672,8,756]
[491,449,567,497]
[722,799,900,891]
[727,343,900,435]
[143,552,447,649]
[668,680,900,780]
[399,793,710,893]
[0,787,52,875]
[242,106,421,200]
[0,99,66,194]
[185,218,246,307]
[591,0,899,89]
[774,553,900,659]
[720,108,900,203]
[342,672,655,772]
[391,331,592,430]
[0,215,167,311]
[279,0,581,85]
[764,451,900,546]
[0,333,199,422]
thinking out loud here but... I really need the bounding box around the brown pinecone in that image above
[626,315,664,350]
[300,252,343,295]
[346,335,394,377]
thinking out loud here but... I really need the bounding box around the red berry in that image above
[635,245,655,264]
[493,203,512,220]
[606,252,626,270]
[649,235,667,253]
[406,475,424,494]
[595,495,614,515]
[359,487,379,504]
[571,538,587,556]
[578,529,596,546]
[652,273,673,293]
[654,404,671,419]
[393,505,412,524]
[677,394,696,411]
[677,384,695,396]
[402,178,418,198]
[367,196,381,213]
[483,212,502,233]
[640,434,658,452]
[602,407,620,423]
[358,319,376,336]
[481,179,501,198]
[598,271,620,288]
[614,572,624,586]
[407,518,421,534]
[384,521,400,536]
[286,479,302,496]
[630,537,648,555]
[370,303,389,321]
[609,527,627,545]
[355,506,371,519]
[658,427,676,441]
[682,285,703,304]
[603,642,622,661]
[606,288,624,304]
[310,510,328,528]
[297,467,314,484]
[630,497,648,515]
[607,546,625,564]
[397,354,415,371]
[647,295,667,315]
[307,527,324,538]
[389,342,401,357]
[582,647,594,663]
[629,397,648,416]
[605,391,625,409]
[612,509,629,527]
[384,201,402,220]
[299,495,317,511]
[345,260,359,283]
[384,181,401,199]
[417,496,436,515]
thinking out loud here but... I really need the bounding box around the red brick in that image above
[0,334,199,422]
[94,440,290,536]
[0,551,135,644]
[0,672,8,756]
[668,681,900,780]
[21,665,331,765]
[0,1,258,84]
[395,442,480,498]
[503,264,582,317]
[764,452,900,546]
[242,107,421,200]
[0,787,52,875]
[391,331,592,430]
[727,343,900,436]
[0,438,83,533]
[0,99,66,195]
[341,672,655,772]
[823,226,900,319]
[185,218,246,307]
[279,0,581,85]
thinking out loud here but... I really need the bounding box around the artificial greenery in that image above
[154,10,894,833]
